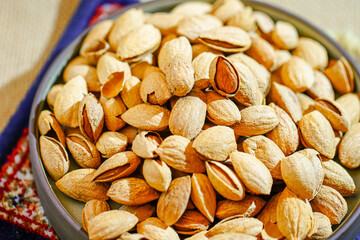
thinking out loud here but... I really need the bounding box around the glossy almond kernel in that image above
[137,217,180,240]
[193,126,237,161]
[119,204,156,223]
[231,151,273,195]
[293,37,328,70]
[96,131,128,158]
[173,210,211,235]
[245,35,275,71]
[143,159,172,192]
[82,200,110,232]
[323,57,354,94]
[339,123,360,168]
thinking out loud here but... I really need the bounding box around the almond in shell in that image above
[119,204,156,223]
[137,217,180,240]
[339,123,360,168]
[82,199,110,232]
[173,210,211,235]
[96,131,128,158]
[38,110,65,146]
[293,37,328,70]
[143,159,172,192]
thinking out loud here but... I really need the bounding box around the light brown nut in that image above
[271,21,298,50]
[216,195,266,220]
[88,210,138,240]
[66,132,101,169]
[156,135,206,173]
[231,151,273,195]
[55,169,109,202]
[299,110,336,159]
[177,14,222,43]
[322,160,357,196]
[121,76,143,108]
[206,161,245,201]
[314,98,350,132]
[38,110,65,146]
[336,93,360,127]
[92,151,140,182]
[198,26,251,53]
[82,200,110,232]
[308,212,333,240]
[47,84,63,110]
[137,217,180,240]
[281,151,322,200]
[78,93,104,143]
[211,0,244,22]
[270,49,292,72]
[228,53,270,95]
[191,173,217,222]
[206,90,241,126]
[119,204,155,223]
[192,43,223,59]
[193,126,237,161]
[339,123,360,168]
[40,136,70,181]
[257,193,280,226]
[100,95,127,131]
[54,75,88,128]
[310,185,348,224]
[209,233,256,240]
[297,148,324,192]
[157,176,191,226]
[143,159,172,192]
[169,96,206,140]
[268,82,303,123]
[121,103,170,131]
[107,177,160,205]
[293,37,328,70]
[79,20,113,65]
[323,57,354,94]
[266,103,299,156]
[297,92,315,113]
[118,126,141,144]
[254,11,274,36]
[145,12,184,35]
[276,188,313,240]
[231,105,279,136]
[130,61,151,80]
[97,52,131,98]
[306,70,335,100]
[132,131,162,159]
[280,56,315,92]
[108,8,144,51]
[171,1,212,16]
[96,131,128,158]
[173,210,211,235]
[206,216,263,237]
[243,135,284,179]
[140,71,172,105]
[227,6,256,32]
[118,233,150,240]
[192,52,218,89]
[245,35,275,71]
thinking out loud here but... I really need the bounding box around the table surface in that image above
[1,0,359,133]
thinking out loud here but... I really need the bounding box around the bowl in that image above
[29,0,360,239]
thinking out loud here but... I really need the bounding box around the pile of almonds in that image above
[37,0,359,239]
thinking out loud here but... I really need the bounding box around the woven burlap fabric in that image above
[0,0,359,132]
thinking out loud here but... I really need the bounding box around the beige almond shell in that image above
[310,185,348,224]
[169,96,207,140]
[121,76,144,109]
[299,110,336,159]
[117,24,161,62]
[192,52,218,89]
[293,37,328,70]
[40,136,70,181]
[173,210,211,235]
[206,91,241,126]
[339,123,360,168]
[226,6,257,32]
[99,95,127,131]
[211,0,244,22]
[231,105,279,136]
[121,103,170,131]
[82,199,110,232]
[216,195,267,220]
[322,160,357,196]
[119,204,155,223]
[145,12,184,35]
[208,233,256,240]
[47,84,63,110]
[198,26,251,53]
[271,21,299,50]
[108,8,145,51]
[280,56,315,93]
[266,103,299,156]
[297,92,316,113]
[140,71,172,105]
[257,193,281,226]
[306,70,335,100]
[54,75,88,128]
[66,132,101,169]
[176,14,222,42]
[308,212,333,240]
[254,11,274,35]
[171,1,212,16]
[143,159,172,192]
[55,168,109,202]
[243,135,284,179]
[323,57,354,94]
[132,131,162,159]
[107,177,160,205]
[206,161,245,201]
[157,176,192,226]
[96,131,128,158]
[38,110,65,146]
[193,126,237,162]
[156,135,206,173]
[245,35,275,71]
[79,20,113,65]
[271,49,292,72]
[92,151,140,182]
[137,217,180,240]
[184,230,208,240]
[192,43,223,59]
[88,210,138,240]
[231,151,273,195]
[336,93,360,127]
